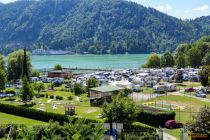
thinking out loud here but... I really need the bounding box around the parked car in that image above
[165,120,183,129]
[184,88,195,92]
[195,91,206,98]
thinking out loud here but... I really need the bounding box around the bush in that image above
[122,122,158,140]
[5,89,16,95]
[45,94,48,98]
[40,94,45,97]
[50,95,54,99]
[68,96,73,100]
[56,95,60,100]
[136,110,175,127]
[55,96,63,100]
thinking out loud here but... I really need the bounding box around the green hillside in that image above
[0,0,210,54]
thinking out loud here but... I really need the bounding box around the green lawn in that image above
[0,112,46,125]
[0,88,103,121]
[175,82,201,90]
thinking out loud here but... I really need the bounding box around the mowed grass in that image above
[0,88,103,121]
[0,112,46,125]
[176,82,201,90]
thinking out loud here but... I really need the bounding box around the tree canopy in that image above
[7,50,32,81]
[187,106,210,134]
[143,54,161,68]
[174,35,210,68]
[160,52,175,67]
[54,64,62,70]
[102,93,138,124]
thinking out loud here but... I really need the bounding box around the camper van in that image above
[153,85,167,93]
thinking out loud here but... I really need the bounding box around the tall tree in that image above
[7,50,32,81]
[102,93,138,125]
[161,52,175,67]
[175,54,186,68]
[54,64,62,70]
[187,106,210,134]
[0,54,5,70]
[0,68,6,92]
[86,77,98,94]
[200,65,210,87]
[143,54,161,68]
[22,48,29,79]
[186,47,202,68]
[20,76,34,103]
[202,52,210,65]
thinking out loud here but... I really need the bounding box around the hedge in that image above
[122,122,157,140]
[0,103,101,124]
[137,110,175,127]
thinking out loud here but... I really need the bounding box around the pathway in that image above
[168,92,210,103]
[163,132,177,140]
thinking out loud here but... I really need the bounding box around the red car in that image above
[165,120,183,129]
[184,88,195,92]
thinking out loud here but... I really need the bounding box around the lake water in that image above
[32,54,149,69]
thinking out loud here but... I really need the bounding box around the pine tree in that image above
[20,76,34,103]
[22,48,29,80]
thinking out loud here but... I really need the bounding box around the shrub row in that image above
[5,89,16,94]
[0,103,101,124]
[122,122,157,140]
[136,110,175,127]
[55,95,63,100]
[124,122,156,132]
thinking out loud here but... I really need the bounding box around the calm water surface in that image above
[32,54,149,69]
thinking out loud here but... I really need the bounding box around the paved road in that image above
[169,91,210,103]
[163,132,177,140]
[129,93,165,101]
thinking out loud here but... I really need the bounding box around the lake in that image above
[32,54,149,69]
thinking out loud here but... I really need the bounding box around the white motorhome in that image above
[153,85,167,93]
[166,84,177,92]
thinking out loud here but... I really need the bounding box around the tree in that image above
[0,54,5,70]
[102,93,138,125]
[0,68,6,92]
[202,52,210,65]
[187,106,210,135]
[86,77,98,94]
[144,54,161,68]
[186,47,202,68]
[33,82,45,94]
[22,49,29,80]
[160,52,175,67]
[175,54,186,68]
[54,64,62,70]
[200,65,210,87]
[73,83,85,96]
[20,76,34,103]
[7,50,32,81]
[175,69,183,83]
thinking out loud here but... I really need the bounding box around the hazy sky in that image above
[1,0,210,19]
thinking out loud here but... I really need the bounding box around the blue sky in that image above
[1,0,210,19]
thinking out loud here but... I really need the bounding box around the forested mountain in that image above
[0,0,210,54]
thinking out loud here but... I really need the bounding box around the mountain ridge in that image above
[0,0,210,54]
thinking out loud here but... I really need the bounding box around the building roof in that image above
[90,85,124,93]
